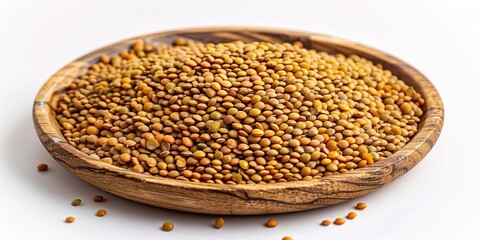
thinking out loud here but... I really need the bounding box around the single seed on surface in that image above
[346,212,357,219]
[92,195,104,202]
[334,218,345,225]
[37,163,48,171]
[282,237,293,240]
[320,220,331,226]
[355,202,367,210]
[65,216,75,223]
[71,199,81,206]
[162,222,174,231]
[214,217,225,229]
[265,218,278,228]
[96,209,107,217]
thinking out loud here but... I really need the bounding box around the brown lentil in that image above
[214,217,225,229]
[71,199,81,206]
[37,163,48,171]
[162,222,174,231]
[92,195,104,202]
[265,218,278,228]
[56,39,425,184]
[355,202,367,210]
[96,209,107,217]
[282,237,293,240]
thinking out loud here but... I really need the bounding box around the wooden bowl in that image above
[33,27,444,215]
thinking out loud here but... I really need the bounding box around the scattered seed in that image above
[92,195,104,202]
[355,202,367,210]
[334,218,345,225]
[346,212,357,219]
[282,237,293,240]
[320,219,331,226]
[37,163,48,171]
[162,222,174,231]
[214,217,224,229]
[96,209,107,217]
[265,218,278,228]
[65,216,75,223]
[71,199,81,206]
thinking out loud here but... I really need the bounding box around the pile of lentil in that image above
[55,39,425,184]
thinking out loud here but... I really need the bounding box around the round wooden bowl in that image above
[33,27,444,215]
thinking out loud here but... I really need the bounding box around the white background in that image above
[0,0,479,239]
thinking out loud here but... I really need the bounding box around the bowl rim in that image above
[33,26,444,193]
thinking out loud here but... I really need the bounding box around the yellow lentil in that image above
[65,216,75,223]
[355,202,367,210]
[320,220,331,226]
[214,217,225,229]
[346,212,357,219]
[162,222,174,231]
[265,218,278,228]
[334,218,345,225]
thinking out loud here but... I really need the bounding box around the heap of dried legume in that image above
[55,39,424,184]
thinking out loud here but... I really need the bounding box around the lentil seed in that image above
[162,222,174,231]
[37,163,48,171]
[65,216,75,223]
[321,220,331,226]
[265,218,278,228]
[92,195,104,202]
[96,209,107,217]
[355,202,367,210]
[334,218,346,225]
[71,199,81,206]
[214,217,225,229]
[346,212,357,219]
[146,139,159,150]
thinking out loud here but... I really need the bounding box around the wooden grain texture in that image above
[33,27,444,215]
